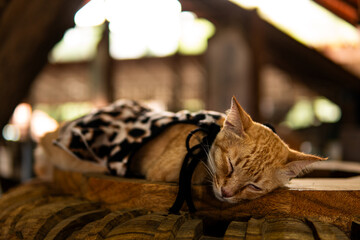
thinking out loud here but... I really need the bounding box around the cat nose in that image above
[221,187,234,198]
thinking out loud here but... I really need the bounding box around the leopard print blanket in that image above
[53,99,225,176]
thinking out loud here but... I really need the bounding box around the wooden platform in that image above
[0,167,359,239]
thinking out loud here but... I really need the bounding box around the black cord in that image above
[263,123,277,134]
[169,123,220,214]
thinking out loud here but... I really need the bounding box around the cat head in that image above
[209,97,326,203]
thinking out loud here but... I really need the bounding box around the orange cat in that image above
[207,97,326,202]
[35,97,326,203]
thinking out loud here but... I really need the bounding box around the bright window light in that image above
[51,0,215,61]
[179,12,215,55]
[35,102,93,122]
[2,103,32,141]
[2,124,20,142]
[74,0,106,27]
[230,0,360,48]
[314,97,341,123]
[30,110,59,141]
[50,26,103,62]
[284,97,341,129]
[107,0,182,58]
[109,23,148,59]
[284,99,315,129]
[12,103,32,128]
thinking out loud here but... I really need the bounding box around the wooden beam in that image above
[0,0,82,136]
[179,0,251,26]
[314,0,359,25]
[53,169,360,235]
[261,16,360,99]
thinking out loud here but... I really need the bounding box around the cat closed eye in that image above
[227,157,234,176]
[247,184,262,191]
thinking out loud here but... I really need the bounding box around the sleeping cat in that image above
[34,97,326,203]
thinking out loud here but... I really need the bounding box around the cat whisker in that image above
[199,161,214,179]
[202,144,216,175]
[190,133,216,180]
[207,155,216,176]
[199,143,216,179]
[203,177,214,186]
[203,149,215,181]
[199,166,214,186]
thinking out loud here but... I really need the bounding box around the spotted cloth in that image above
[53,99,225,176]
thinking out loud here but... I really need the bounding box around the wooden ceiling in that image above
[180,0,360,116]
[181,0,360,26]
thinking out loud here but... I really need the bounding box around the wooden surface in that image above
[287,161,360,190]
[49,169,360,237]
[286,176,360,190]
[0,180,353,239]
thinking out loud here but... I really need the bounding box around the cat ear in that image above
[282,149,327,179]
[224,96,253,136]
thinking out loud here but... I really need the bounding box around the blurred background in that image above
[1,0,360,193]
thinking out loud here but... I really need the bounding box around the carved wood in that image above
[0,178,354,239]
[52,169,360,236]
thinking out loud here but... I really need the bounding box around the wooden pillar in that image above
[90,21,115,106]
[169,53,183,111]
[205,24,260,117]
[340,93,360,162]
[0,0,82,138]
[247,12,264,121]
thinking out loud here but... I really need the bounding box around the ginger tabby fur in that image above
[35,97,326,202]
